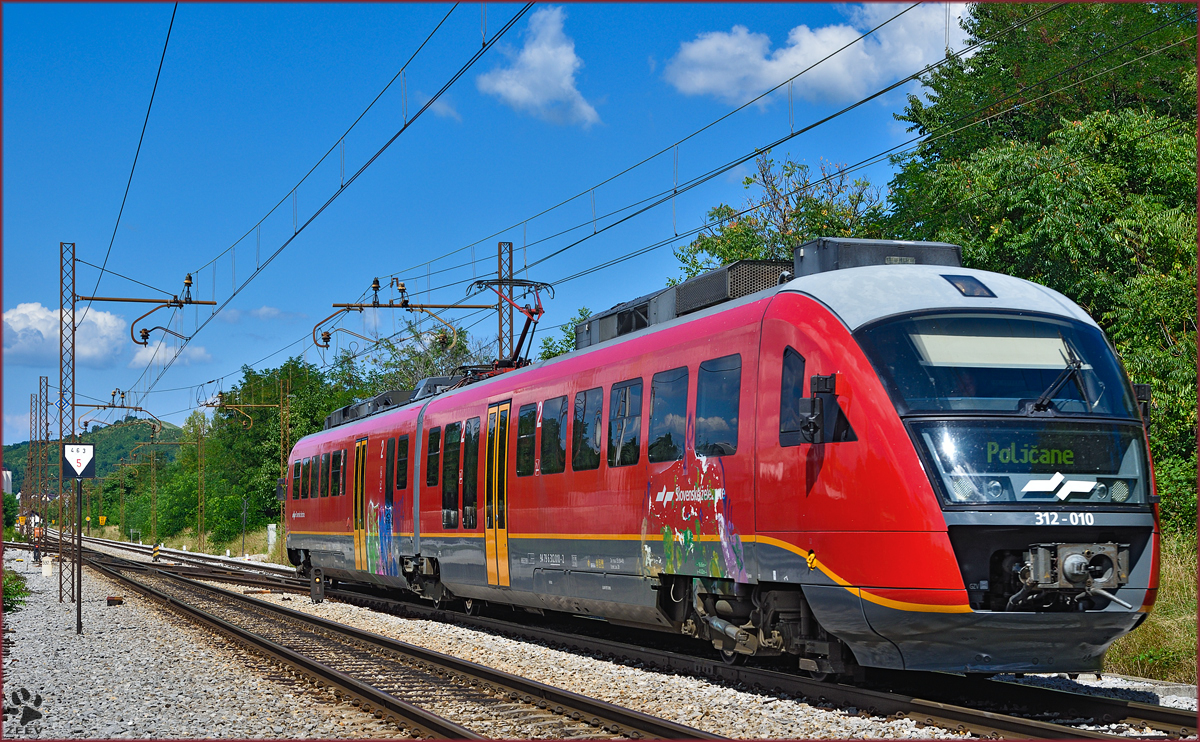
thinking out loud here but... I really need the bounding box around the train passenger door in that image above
[353,437,368,570]
[485,401,511,587]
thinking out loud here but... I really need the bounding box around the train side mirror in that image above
[1132,384,1152,430]
[276,477,287,502]
[796,397,824,445]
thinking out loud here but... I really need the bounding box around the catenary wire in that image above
[125,1,1045,398]
[121,1,1076,405]
[371,2,934,286]
[123,8,1185,415]
[123,4,533,403]
[435,9,1195,294]
[76,258,174,297]
[79,3,178,327]
[188,4,460,276]
[539,33,1198,292]
[382,2,1073,299]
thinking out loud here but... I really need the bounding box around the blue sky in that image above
[3,2,969,444]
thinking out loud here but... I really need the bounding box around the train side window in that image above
[396,435,409,490]
[516,403,537,476]
[695,354,741,457]
[320,452,330,497]
[385,438,395,510]
[301,457,311,499]
[462,417,480,528]
[341,449,348,494]
[426,428,441,488]
[329,451,342,497]
[648,367,688,462]
[291,461,301,499]
[608,379,643,467]
[779,347,807,447]
[442,422,461,528]
[540,396,568,474]
[572,387,603,471]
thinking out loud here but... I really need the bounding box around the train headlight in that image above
[1094,482,1108,501]
[946,475,1012,503]
[1110,480,1130,503]
[949,477,980,502]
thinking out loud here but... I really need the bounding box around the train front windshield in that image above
[856,311,1149,508]
[855,312,1138,418]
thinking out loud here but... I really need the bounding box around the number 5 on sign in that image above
[62,444,96,479]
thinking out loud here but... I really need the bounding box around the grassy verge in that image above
[1104,531,1196,683]
[91,524,290,566]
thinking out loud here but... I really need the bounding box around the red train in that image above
[284,239,1159,676]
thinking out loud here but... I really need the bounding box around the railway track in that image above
[84,550,722,740]
[13,537,1195,740]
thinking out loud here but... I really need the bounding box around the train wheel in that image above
[719,649,746,666]
[463,598,483,616]
[799,669,835,683]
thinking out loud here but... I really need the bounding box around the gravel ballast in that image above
[57,538,1197,739]
[193,580,969,739]
[1,551,398,739]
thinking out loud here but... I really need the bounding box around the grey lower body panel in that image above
[803,581,1146,672]
[860,600,1144,672]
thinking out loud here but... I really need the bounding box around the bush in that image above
[1154,453,1197,536]
[1105,532,1197,682]
[2,568,30,612]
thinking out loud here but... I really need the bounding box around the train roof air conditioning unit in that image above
[574,259,791,350]
[793,237,961,277]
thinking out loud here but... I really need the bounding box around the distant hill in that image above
[3,417,181,494]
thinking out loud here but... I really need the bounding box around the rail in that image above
[85,549,724,740]
[19,536,1192,740]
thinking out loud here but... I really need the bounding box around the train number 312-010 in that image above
[1034,511,1096,526]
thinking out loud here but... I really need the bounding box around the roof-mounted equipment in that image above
[793,237,961,276]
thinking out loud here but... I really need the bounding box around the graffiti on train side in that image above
[365,499,398,576]
[640,414,749,582]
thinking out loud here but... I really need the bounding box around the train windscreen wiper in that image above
[1030,338,1090,412]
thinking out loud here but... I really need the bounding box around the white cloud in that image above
[247,305,305,322]
[128,343,210,369]
[3,302,127,368]
[664,3,968,106]
[181,346,212,364]
[428,96,462,122]
[4,412,30,447]
[217,308,243,323]
[476,6,600,127]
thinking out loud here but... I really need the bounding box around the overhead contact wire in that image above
[128,3,534,403]
[79,2,178,326]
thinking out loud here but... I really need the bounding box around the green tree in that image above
[889,3,1196,220]
[538,307,592,360]
[3,492,17,528]
[891,109,1196,529]
[674,154,887,281]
